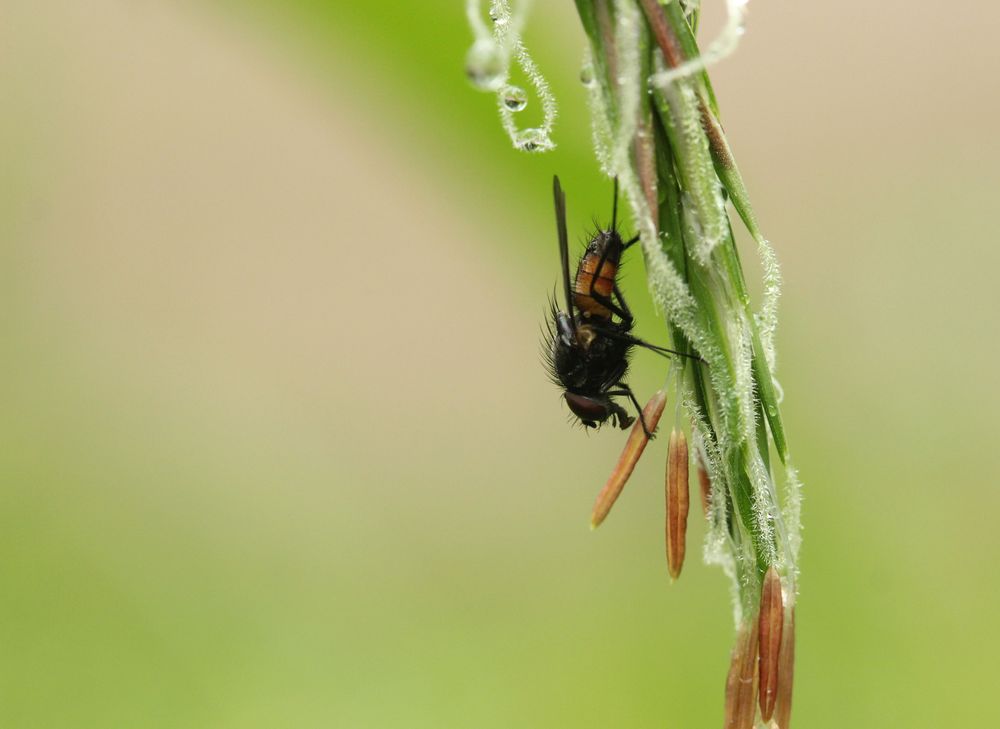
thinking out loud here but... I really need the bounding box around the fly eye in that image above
[564,393,610,422]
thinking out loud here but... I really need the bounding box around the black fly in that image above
[543,175,699,437]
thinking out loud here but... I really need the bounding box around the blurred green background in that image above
[2,1,999,726]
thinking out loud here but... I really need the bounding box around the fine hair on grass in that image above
[466,2,804,726]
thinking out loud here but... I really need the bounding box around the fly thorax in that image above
[576,324,597,349]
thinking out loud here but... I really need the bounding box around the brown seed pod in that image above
[590,390,667,528]
[774,607,796,729]
[724,620,759,729]
[758,567,785,723]
[665,428,689,579]
[696,449,712,518]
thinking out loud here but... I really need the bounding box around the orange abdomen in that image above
[573,250,618,318]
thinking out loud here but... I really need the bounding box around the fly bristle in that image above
[539,297,563,386]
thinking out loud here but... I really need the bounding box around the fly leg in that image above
[605,384,655,438]
[630,336,707,365]
[593,323,706,365]
[582,281,640,330]
[612,283,706,363]
[581,274,632,324]
[578,243,636,325]
[612,283,634,328]
[621,234,640,250]
[619,383,656,439]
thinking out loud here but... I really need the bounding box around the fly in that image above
[543,175,700,437]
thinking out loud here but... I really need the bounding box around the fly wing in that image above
[552,175,575,324]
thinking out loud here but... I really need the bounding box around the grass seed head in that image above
[774,607,796,729]
[590,390,667,528]
[724,619,759,729]
[695,448,711,518]
[665,428,690,579]
[757,567,784,722]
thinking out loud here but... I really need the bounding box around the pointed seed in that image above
[696,449,712,517]
[774,607,796,729]
[665,428,689,579]
[758,566,784,723]
[724,619,759,729]
[590,390,667,528]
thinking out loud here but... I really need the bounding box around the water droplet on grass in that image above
[465,39,504,92]
[514,128,554,153]
[500,85,527,111]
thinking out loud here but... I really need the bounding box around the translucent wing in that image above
[552,175,575,325]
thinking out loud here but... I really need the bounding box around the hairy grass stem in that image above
[465,2,803,725]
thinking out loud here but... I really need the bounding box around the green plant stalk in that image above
[464,1,802,721]
[573,0,800,621]
[653,124,758,579]
[657,2,789,461]
[652,55,773,596]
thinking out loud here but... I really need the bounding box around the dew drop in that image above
[514,128,555,153]
[580,62,595,88]
[500,85,528,111]
[465,39,505,92]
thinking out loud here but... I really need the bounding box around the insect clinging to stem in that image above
[543,175,701,437]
